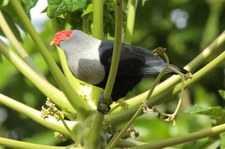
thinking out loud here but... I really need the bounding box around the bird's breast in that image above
[67,56,106,85]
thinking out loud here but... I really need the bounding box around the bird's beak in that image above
[50,40,56,46]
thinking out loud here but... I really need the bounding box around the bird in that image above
[50,30,187,113]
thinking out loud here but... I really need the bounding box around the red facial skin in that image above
[50,30,73,46]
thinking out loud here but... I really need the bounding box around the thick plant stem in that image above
[169,51,225,97]
[9,0,91,119]
[0,40,74,112]
[86,113,104,148]
[0,10,45,78]
[85,0,105,148]
[187,30,225,72]
[124,0,138,44]
[106,105,143,149]
[86,0,123,148]
[103,0,123,102]
[0,94,76,135]
[93,0,104,39]
[57,47,82,92]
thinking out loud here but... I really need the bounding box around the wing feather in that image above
[99,40,170,77]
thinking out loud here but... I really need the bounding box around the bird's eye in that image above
[66,33,71,37]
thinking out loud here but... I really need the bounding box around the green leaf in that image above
[186,105,225,125]
[22,0,38,14]
[185,104,207,114]
[81,3,93,17]
[219,90,225,100]
[47,0,88,18]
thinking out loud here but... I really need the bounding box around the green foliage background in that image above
[0,0,225,148]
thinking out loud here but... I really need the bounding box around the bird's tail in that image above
[168,64,188,74]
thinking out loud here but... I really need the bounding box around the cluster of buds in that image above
[41,98,65,120]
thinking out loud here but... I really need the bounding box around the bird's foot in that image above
[97,93,113,114]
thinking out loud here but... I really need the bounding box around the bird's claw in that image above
[97,93,113,114]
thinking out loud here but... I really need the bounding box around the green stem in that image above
[103,0,123,102]
[0,137,75,149]
[9,0,91,119]
[124,0,138,44]
[0,10,45,78]
[107,50,225,126]
[86,0,123,147]
[132,122,225,149]
[85,113,104,148]
[187,30,225,72]
[0,94,76,135]
[57,47,82,92]
[146,52,170,101]
[170,51,225,98]
[59,115,79,143]
[83,0,105,147]
[106,105,143,149]
[164,65,186,123]
[82,16,89,33]
[0,40,74,112]
[93,0,104,39]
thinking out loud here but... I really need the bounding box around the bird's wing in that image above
[99,40,169,77]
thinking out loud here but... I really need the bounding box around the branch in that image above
[103,0,123,102]
[86,0,123,147]
[93,0,104,39]
[124,0,138,44]
[0,40,74,112]
[56,44,83,93]
[0,94,76,135]
[0,10,45,78]
[187,30,225,72]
